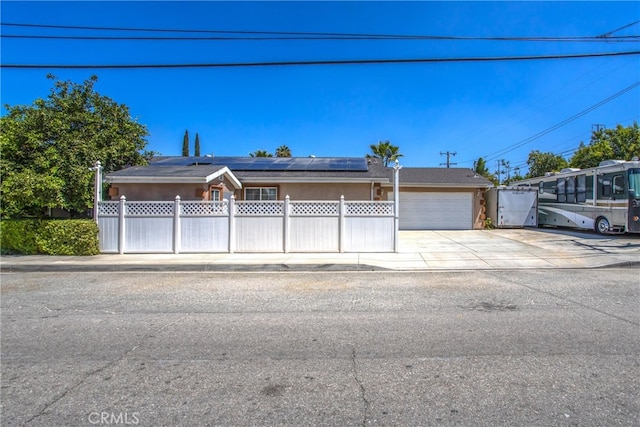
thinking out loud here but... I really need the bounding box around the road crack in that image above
[23,313,191,425]
[351,347,369,427]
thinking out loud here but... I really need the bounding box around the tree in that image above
[182,130,189,156]
[525,150,568,178]
[194,133,201,157]
[0,74,152,218]
[275,145,292,157]
[249,150,273,157]
[367,140,403,167]
[570,122,640,169]
[473,157,498,185]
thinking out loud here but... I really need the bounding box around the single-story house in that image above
[105,156,492,229]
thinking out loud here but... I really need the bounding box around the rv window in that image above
[566,177,576,203]
[612,175,625,196]
[629,169,640,197]
[576,175,586,203]
[602,179,612,197]
[557,178,566,203]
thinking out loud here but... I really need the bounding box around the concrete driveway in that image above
[388,228,640,270]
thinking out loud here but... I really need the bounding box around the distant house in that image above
[105,156,492,230]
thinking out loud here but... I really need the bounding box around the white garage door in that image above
[390,192,473,230]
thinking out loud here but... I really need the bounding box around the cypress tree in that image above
[195,133,201,157]
[182,130,189,156]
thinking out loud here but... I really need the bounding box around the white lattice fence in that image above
[345,201,394,216]
[98,202,119,216]
[235,201,283,216]
[290,202,339,216]
[181,201,228,216]
[126,202,174,216]
[97,196,396,253]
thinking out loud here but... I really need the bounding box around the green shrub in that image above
[0,219,40,254]
[1,219,99,255]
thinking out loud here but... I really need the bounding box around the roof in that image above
[107,156,390,184]
[389,167,493,188]
[105,157,492,188]
[105,164,242,188]
[149,156,370,172]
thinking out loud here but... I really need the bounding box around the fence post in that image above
[173,195,181,254]
[393,160,402,253]
[118,195,126,254]
[92,160,102,224]
[339,195,345,253]
[283,195,290,253]
[228,195,235,253]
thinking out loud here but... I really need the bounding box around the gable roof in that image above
[106,164,242,188]
[389,167,493,188]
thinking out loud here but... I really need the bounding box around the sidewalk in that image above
[1,229,639,272]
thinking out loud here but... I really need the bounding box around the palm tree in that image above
[366,140,403,167]
[275,145,292,157]
[249,150,273,157]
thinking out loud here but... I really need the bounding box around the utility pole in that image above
[440,151,457,168]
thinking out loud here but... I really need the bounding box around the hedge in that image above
[1,219,100,255]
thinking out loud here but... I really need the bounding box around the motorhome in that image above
[511,159,640,234]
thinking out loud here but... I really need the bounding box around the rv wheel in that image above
[595,217,610,234]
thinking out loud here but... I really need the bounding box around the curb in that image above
[0,263,387,273]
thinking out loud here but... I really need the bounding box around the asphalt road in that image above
[1,269,639,426]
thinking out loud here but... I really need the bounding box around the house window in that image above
[210,188,221,201]
[245,187,277,201]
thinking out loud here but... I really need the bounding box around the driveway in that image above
[389,228,640,270]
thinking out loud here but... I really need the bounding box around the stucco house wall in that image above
[109,179,235,201]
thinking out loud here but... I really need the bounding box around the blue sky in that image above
[1,1,639,174]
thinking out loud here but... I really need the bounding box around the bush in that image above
[0,220,40,254]
[1,219,99,255]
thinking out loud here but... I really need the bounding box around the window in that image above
[576,175,587,203]
[612,175,625,196]
[210,188,221,201]
[602,179,612,197]
[245,187,277,201]
[603,175,625,198]
[565,177,576,203]
[629,168,640,198]
[557,178,566,203]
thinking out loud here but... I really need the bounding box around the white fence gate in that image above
[98,196,396,253]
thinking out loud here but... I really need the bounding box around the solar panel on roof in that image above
[150,156,369,172]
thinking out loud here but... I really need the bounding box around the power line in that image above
[3,34,639,42]
[2,22,638,42]
[598,20,640,38]
[2,51,638,69]
[481,81,640,162]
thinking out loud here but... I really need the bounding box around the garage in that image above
[383,167,492,230]
[390,191,474,230]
